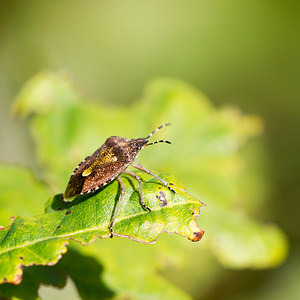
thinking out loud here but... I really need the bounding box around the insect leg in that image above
[123,170,151,212]
[134,159,143,167]
[131,165,176,194]
[109,176,125,237]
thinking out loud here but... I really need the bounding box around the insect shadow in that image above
[50,190,102,211]
[50,182,122,219]
[0,248,114,300]
[119,175,144,205]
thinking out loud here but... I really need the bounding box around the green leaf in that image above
[2,71,288,298]
[0,172,204,284]
[54,248,114,300]
[75,238,194,300]
[203,202,288,268]
[13,71,287,269]
[0,165,51,227]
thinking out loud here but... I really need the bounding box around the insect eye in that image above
[131,138,147,150]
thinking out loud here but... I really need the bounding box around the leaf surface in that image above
[0,72,288,298]
[13,71,287,268]
[0,165,51,227]
[0,172,204,284]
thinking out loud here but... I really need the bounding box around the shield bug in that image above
[64,123,175,235]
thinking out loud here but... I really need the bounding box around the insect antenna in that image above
[146,123,171,139]
[147,140,171,146]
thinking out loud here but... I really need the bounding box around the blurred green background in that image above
[0,0,299,299]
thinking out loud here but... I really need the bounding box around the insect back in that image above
[64,136,148,199]
[64,123,175,234]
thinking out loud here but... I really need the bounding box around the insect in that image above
[64,123,175,235]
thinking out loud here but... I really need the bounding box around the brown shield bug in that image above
[64,123,175,235]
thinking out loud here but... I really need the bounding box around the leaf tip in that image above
[61,241,69,255]
[189,228,205,242]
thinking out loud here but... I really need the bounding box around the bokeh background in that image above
[0,1,299,299]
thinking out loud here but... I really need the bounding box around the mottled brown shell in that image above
[64,136,148,199]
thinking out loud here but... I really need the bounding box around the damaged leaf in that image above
[0,171,204,284]
[0,71,288,298]
[13,72,286,268]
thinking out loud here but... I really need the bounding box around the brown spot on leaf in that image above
[190,229,205,242]
[157,191,168,207]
